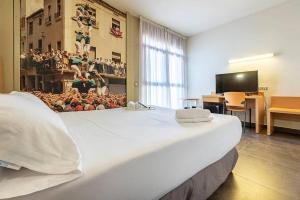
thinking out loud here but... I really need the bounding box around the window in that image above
[88,7,96,26]
[89,7,96,17]
[29,21,33,35]
[112,52,121,63]
[140,19,186,109]
[22,42,25,52]
[47,5,52,22]
[39,17,42,25]
[112,19,120,30]
[56,0,61,18]
[20,17,25,29]
[90,47,96,59]
[38,39,43,51]
[29,43,33,50]
[57,41,61,50]
[48,44,51,52]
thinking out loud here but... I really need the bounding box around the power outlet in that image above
[259,86,269,91]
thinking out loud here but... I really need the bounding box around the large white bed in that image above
[3,107,242,200]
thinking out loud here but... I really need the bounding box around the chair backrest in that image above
[224,92,246,107]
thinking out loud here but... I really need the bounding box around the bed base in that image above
[160,148,238,200]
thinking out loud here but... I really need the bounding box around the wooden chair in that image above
[223,92,247,133]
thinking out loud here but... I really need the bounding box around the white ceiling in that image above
[104,0,289,36]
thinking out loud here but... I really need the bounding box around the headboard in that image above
[0,58,3,92]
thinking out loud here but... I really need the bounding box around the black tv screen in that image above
[216,71,258,93]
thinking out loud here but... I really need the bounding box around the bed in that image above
[4,107,242,200]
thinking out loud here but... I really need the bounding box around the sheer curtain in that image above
[140,17,187,109]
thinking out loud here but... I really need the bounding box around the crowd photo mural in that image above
[20,0,127,112]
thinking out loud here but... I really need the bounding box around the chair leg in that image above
[231,110,233,115]
[249,109,252,128]
[244,110,247,133]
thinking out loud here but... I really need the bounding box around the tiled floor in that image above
[208,128,300,200]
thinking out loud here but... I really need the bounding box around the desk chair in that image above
[223,92,247,133]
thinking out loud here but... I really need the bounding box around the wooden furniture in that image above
[267,96,300,135]
[0,61,3,92]
[203,94,265,134]
[223,92,247,133]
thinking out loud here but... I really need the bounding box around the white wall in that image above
[187,0,300,129]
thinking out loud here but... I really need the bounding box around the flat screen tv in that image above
[216,71,258,94]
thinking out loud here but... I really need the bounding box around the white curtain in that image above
[140,18,187,109]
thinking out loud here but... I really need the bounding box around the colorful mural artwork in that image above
[20,0,127,112]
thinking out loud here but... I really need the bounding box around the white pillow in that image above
[0,94,80,174]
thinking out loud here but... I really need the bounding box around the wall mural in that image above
[20,0,127,112]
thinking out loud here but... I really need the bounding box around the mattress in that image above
[7,108,242,200]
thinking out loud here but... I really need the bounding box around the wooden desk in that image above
[267,97,300,135]
[203,95,265,134]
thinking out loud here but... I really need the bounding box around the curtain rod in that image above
[139,16,187,39]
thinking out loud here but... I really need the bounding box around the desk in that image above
[203,95,265,134]
[267,96,300,135]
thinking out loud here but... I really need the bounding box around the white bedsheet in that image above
[5,108,242,200]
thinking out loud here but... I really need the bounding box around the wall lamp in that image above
[229,53,274,64]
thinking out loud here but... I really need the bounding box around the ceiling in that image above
[104,0,289,36]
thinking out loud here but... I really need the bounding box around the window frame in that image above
[29,21,33,35]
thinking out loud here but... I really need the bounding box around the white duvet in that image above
[3,107,242,200]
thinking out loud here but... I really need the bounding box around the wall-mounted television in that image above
[216,71,258,94]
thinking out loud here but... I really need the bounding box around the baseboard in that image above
[244,122,300,134]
